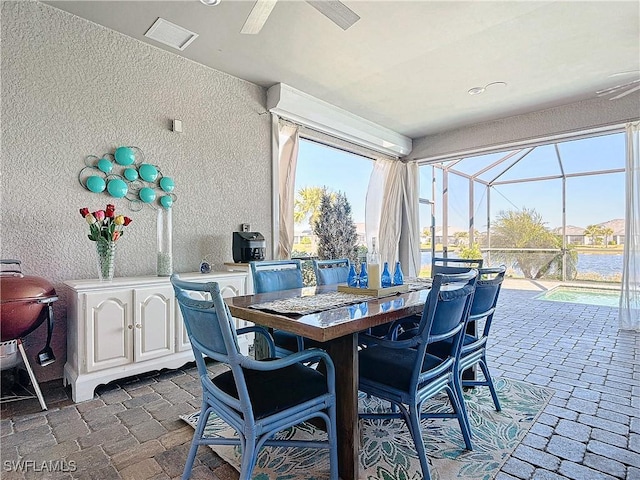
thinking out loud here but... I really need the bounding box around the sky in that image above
[295,140,373,230]
[295,132,626,232]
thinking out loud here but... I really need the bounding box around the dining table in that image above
[225,282,431,480]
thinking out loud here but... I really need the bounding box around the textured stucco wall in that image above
[1,1,272,382]
[409,91,640,161]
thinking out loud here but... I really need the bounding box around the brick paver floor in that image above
[1,285,638,479]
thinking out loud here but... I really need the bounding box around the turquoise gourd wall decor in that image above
[79,146,177,211]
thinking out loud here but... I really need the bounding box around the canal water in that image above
[420,252,623,279]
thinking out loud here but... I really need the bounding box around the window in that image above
[293,139,373,256]
[418,131,626,282]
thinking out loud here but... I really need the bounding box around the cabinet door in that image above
[134,286,175,362]
[218,275,246,298]
[84,290,133,373]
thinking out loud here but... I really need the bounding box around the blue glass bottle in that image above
[347,264,358,287]
[393,261,404,285]
[381,262,392,288]
[359,262,369,288]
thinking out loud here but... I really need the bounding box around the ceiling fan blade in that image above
[241,0,278,35]
[596,78,640,96]
[306,0,360,30]
[609,84,640,100]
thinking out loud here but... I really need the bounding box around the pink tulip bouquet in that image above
[80,204,132,243]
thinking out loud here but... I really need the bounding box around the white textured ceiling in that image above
[44,0,640,138]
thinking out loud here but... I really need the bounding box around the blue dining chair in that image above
[393,266,507,438]
[171,274,338,480]
[251,259,304,294]
[428,266,506,412]
[250,260,309,356]
[432,256,483,276]
[312,258,350,285]
[401,256,481,348]
[358,270,478,480]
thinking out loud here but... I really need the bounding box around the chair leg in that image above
[327,405,339,480]
[405,403,432,480]
[453,368,473,437]
[478,358,502,411]
[182,407,211,480]
[446,384,473,451]
[239,436,258,480]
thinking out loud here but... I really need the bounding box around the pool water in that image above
[536,286,621,308]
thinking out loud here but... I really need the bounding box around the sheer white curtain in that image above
[365,158,420,276]
[619,121,640,331]
[369,159,402,264]
[276,121,300,259]
[402,161,421,276]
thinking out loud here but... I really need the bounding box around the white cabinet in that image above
[64,271,247,402]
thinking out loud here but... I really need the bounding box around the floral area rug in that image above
[180,377,552,480]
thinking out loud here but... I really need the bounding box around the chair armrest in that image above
[236,325,276,356]
[358,332,418,350]
[239,348,335,390]
[386,315,421,340]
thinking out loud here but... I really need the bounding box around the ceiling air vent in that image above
[144,18,198,51]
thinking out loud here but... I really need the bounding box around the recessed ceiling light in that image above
[468,81,507,96]
[200,0,222,5]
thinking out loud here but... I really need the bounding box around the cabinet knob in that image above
[135,324,142,329]
[128,325,133,329]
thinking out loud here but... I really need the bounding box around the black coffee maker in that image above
[232,232,266,263]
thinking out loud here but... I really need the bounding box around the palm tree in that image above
[294,186,325,226]
[584,224,604,246]
[602,227,614,247]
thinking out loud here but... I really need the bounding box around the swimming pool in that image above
[535,286,621,308]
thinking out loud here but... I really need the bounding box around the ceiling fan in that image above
[240,0,360,35]
[596,71,640,100]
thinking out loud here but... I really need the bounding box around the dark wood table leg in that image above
[326,333,359,480]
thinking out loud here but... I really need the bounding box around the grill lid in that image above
[0,260,58,342]
[0,272,57,304]
[1,260,56,304]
